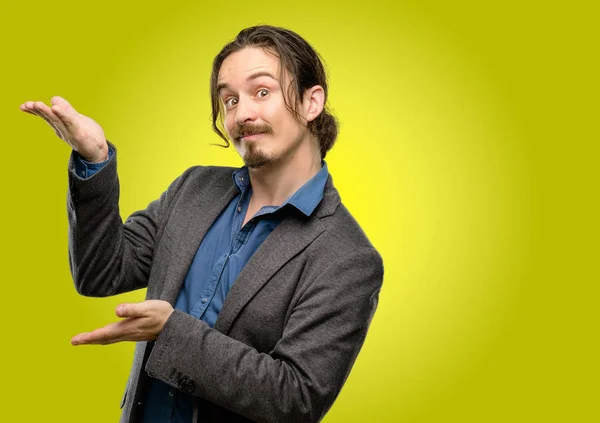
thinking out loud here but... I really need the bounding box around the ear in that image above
[303,85,325,123]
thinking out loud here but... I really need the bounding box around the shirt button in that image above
[168,390,174,397]
[202,298,208,303]
[240,176,244,182]
[237,206,242,212]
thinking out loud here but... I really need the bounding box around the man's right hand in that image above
[20,96,108,163]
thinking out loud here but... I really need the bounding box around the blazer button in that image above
[177,375,195,393]
[177,376,188,390]
[184,379,195,394]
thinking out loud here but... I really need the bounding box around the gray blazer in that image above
[67,143,383,423]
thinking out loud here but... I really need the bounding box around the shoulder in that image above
[309,172,380,263]
[315,203,381,264]
[168,165,237,194]
[180,165,237,185]
[297,196,383,293]
[296,203,383,300]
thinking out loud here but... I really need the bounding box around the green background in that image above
[1,0,597,421]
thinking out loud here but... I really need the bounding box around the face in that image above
[217,47,316,168]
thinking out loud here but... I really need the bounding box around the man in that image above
[20,25,383,423]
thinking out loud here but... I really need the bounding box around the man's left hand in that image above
[71,300,174,345]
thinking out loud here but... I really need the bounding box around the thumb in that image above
[116,303,147,318]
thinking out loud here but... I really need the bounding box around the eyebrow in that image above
[217,71,279,94]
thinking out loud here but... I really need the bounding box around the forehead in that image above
[218,47,281,84]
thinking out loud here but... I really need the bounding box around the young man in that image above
[20,25,383,423]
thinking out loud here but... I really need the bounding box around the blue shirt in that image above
[74,147,329,422]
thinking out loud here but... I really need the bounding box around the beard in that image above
[231,122,274,168]
[243,142,271,168]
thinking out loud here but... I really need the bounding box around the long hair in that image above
[210,25,339,159]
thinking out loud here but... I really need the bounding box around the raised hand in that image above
[20,96,109,163]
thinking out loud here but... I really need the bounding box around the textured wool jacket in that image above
[67,143,384,423]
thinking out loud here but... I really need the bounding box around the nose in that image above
[234,97,258,125]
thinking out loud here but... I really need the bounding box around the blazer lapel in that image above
[159,178,238,306]
[214,213,325,334]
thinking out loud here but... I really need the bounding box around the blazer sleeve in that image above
[67,141,194,297]
[145,247,384,423]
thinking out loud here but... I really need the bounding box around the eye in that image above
[224,97,238,108]
[257,89,270,98]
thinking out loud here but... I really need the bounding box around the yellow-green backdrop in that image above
[1,0,596,421]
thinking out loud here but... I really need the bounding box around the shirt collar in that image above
[231,162,329,217]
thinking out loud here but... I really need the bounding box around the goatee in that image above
[243,143,270,168]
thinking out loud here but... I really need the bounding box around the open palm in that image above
[20,96,108,163]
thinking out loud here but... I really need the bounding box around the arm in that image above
[20,96,184,296]
[145,248,384,423]
[67,141,194,296]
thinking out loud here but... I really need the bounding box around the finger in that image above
[34,101,69,136]
[26,101,64,135]
[72,320,133,345]
[26,105,65,138]
[71,331,91,345]
[72,330,131,345]
[75,321,125,344]
[20,102,62,138]
[116,302,149,318]
[21,108,37,116]
[20,101,36,111]
[20,102,36,114]
[21,101,48,118]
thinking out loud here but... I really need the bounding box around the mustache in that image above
[231,123,273,141]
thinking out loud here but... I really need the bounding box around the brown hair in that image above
[210,25,339,159]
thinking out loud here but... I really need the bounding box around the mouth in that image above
[238,133,265,142]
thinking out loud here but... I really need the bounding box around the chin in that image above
[242,143,272,168]
[244,153,271,168]
[246,160,269,169]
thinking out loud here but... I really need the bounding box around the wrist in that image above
[82,143,109,163]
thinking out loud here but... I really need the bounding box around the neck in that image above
[247,137,322,207]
